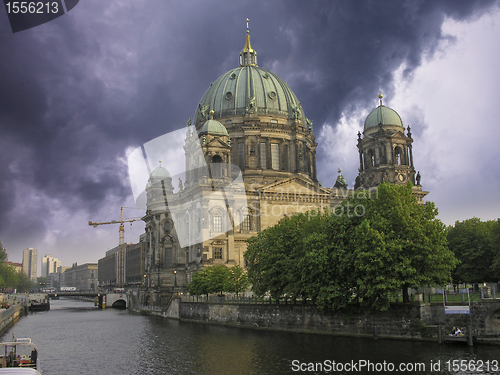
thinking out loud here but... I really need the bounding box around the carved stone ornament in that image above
[246,96,256,114]
[200,105,209,120]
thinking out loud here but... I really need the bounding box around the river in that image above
[1,298,499,374]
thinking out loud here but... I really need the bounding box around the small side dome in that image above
[198,119,229,137]
[147,164,171,189]
[150,165,171,180]
[364,94,403,131]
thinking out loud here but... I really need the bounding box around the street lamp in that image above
[174,270,177,287]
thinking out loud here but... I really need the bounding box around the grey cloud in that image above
[0,0,498,261]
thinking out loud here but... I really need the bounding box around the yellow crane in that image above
[89,207,143,287]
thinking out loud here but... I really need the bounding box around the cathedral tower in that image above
[355,94,428,201]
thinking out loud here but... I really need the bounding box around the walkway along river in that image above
[2,298,500,374]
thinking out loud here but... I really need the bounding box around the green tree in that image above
[188,265,231,297]
[349,183,456,305]
[207,265,231,297]
[245,212,314,300]
[0,262,17,291]
[0,241,7,263]
[0,241,33,293]
[188,267,212,297]
[224,265,250,296]
[14,271,32,293]
[447,218,497,283]
[245,183,457,312]
[0,242,15,290]
[491,219,500,279]
[294,212,358,309]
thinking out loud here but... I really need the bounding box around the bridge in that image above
[48,292,127,309]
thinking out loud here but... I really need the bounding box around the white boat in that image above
[0,339,41,374]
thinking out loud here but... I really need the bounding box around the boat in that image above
[444,334,469,343]
[0,338,41,374]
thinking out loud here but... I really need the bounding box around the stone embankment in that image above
[128,291,500,344]
[0,304,27,335]
[178,302,434,340]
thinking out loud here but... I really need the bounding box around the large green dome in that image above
[364,104,403,131]
[194,66,304,125]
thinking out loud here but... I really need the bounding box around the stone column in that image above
[257,134,261,168]
[408,144,414,167]
[312,149,317,182]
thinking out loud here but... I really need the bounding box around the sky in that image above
[1,0,500,270]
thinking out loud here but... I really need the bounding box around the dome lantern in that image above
[240,18,257,66]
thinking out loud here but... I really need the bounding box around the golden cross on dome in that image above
[159,160,162,167]
[246,18,249,33]
[338,167,342,175]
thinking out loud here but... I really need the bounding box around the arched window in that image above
[367,150,375,167]
[211,214,223,232]
[260,142,267,169]
[271,143,280,170]
[395,146,402,165]
[379,145,386,164]
[211,154,223,178]
[238,143,245,169]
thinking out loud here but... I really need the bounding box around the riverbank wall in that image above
[0,305,26,336]
[178,301,438,340]
[127,290,500,343]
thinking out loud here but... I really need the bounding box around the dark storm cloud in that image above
[0,0,498,259]
[260,0,498,126]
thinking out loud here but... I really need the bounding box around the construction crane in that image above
[89,207,143,288]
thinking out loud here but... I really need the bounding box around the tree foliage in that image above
[0,241,34,292]
[188,265,249,297]
[188,267,212,297]
[245,183,457,312]
[0,243,7,261]
[492,220,500,279]
[447,218,499,283]
[224,265,250,296]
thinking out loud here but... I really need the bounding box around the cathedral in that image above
[139,24,428,295]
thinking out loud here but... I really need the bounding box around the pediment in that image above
[254,176,330,197]
[367,128,406,139]
[206,138,230,148]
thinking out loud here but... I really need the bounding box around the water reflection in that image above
[1,299,498,374]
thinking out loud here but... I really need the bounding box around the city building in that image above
[41,254,61,278]
[22,248,37,281]
[5,261,22,273]
[46,266,70,290]
[98,241,146,289]
[61,263,98,291]
[137,25,428,297]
